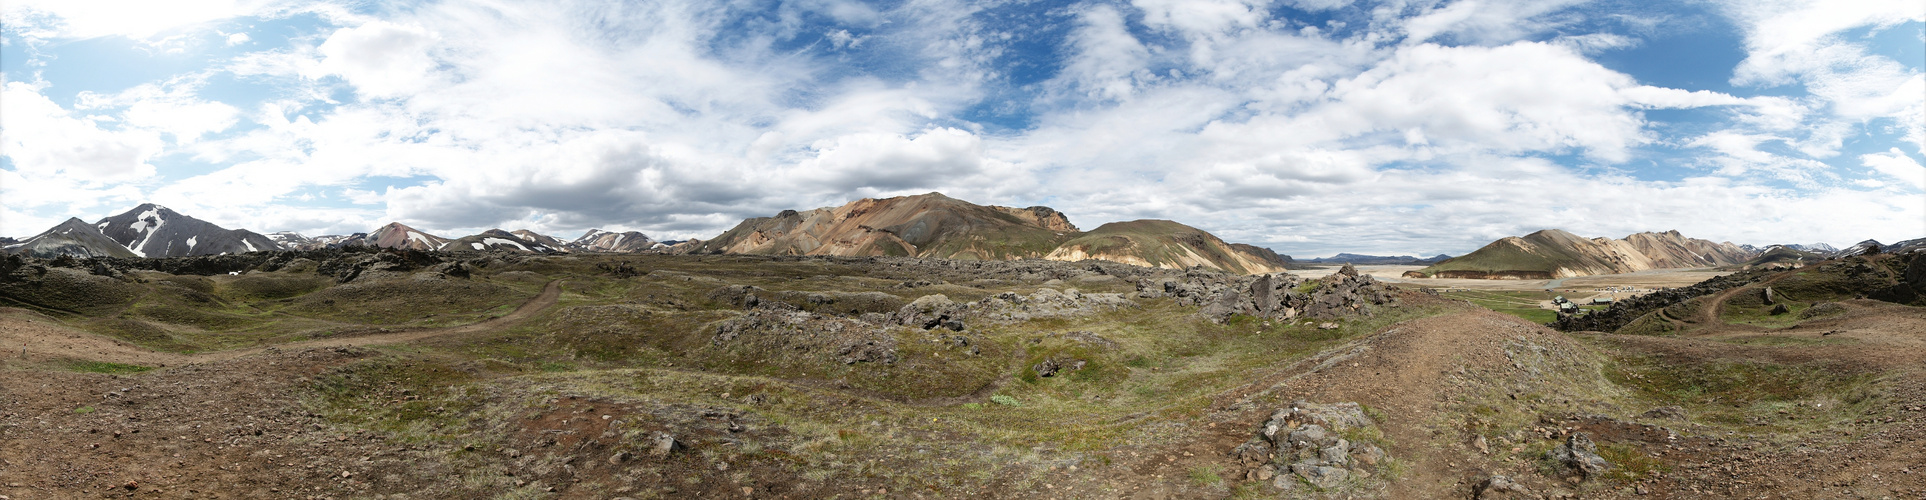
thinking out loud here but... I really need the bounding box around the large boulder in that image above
[1231,401,1389,492]
[1545,432,1612,481]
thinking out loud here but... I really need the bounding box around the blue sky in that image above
[2,0,1921,258]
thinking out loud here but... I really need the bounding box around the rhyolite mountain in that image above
[265,232,315,250]
[4,218,142,258]
[510,230,571,252]
[1302,253,1451,265]
[94,204,281,257]
[364,222,450,251]
[1042,220,1294,274]
[694,192,1080,260]
[1409,229,1756,279]
[441,229,559,253]
[692,192,1294,274]
[567,229,660,253]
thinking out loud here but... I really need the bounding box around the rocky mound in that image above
[1140,264,1400,322]
[4,217,141,259]
[1412,229,1754,279]
[1231,401,1392,492]
[712,306,901,365]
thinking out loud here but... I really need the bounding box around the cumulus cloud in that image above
[4,0,1922,250]
[1301,42,1647,161]
[1056,5,1151,101]
[1723,0,1926,153]
[1863,148,1926,191]
[0,81,160,181]
[0,0,250,40]
[308,20,440,98]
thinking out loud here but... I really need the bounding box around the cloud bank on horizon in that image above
[2,0,1921,258]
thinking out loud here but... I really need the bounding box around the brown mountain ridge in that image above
[691,192,1294,274]
[1410,229,1755,279]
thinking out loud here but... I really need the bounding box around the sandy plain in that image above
[1297,264,1734,301]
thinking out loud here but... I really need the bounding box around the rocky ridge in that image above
[1414,229,1755,279]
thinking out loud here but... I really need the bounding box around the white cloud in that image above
[308,20,440,98]
[1055,5,1152,101]
[1723,0,1925,153]
[1401,0,1593,45]
[1863,148,1926,191]
[0,81,161,181]
[6,0,1919,252]
[74,81,240,144]
[1,0,249,40]
[787,127,987,192]
[1299,42,1648,161]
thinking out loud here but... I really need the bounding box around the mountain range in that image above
[1301,253,1452,265]
[688,192,1297,274]
[1408,229,1757,279]
[4,199,1916,278]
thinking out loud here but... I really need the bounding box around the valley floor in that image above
[1,253,1921,499]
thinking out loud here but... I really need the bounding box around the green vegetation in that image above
[65,360,154,374]
[1439,290,1564,323]
[1605,355,1885,435]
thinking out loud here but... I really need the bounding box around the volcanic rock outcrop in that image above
[1139,264,1399,322]
[1412,229,1754,279]
[1231,401,1392,492]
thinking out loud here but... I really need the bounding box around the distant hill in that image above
[1833,238,1926,258]
[365,222,449,251]
[1743,245,1826,269]
[443,229,559,253]
[511,230,570,252]
[567,229,660,253]
[94,204,281,257]
[693,192,1292,274]
[1409,229,1755,279]
[4,218,141,258]
[1302,253,1450,265]
[1043,220,1293,274]
[695,192,1077,260]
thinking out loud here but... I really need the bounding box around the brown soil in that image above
[3,267,1924,499]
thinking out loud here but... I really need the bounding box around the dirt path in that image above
[1692,271,1795,327]
[0,280,562,368]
